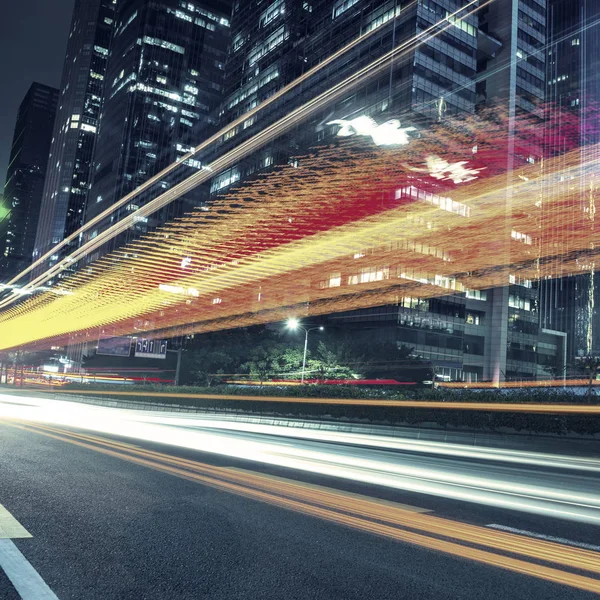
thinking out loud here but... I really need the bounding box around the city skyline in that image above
[0,0,595,384]
[0,0,75,187]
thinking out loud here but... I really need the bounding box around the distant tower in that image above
[1,83,59,280]
[540,0,600,361]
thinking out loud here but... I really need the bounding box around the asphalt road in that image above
[1,395,599,599]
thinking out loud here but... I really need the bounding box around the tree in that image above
[310,341,362,382]
[575,355,600,398]
[541,356,567,381]
[242,340,288,385]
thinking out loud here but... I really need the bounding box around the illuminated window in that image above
[332,0,359,19]
[260,0,285,27]
[248,26,288,66]
[142,36,185,54]
[396,186,470,217]
[511,230,532,245]
[328,273,341,287]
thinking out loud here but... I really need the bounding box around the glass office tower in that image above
[1,83,59,280]
[541,0,600,361]
[33,0,116,276]
[193,0,555,384]
[84,0,231,252]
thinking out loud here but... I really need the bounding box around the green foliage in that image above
[574,355,600,398]
[180,326,367,385]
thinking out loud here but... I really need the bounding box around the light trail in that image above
[31,387,600,413]
[4,410,600,593]
[0,393,599,525]
[0,0,488,309]
[0,125,598,350]
[6,2,417,289]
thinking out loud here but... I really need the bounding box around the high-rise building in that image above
[55,0,561,383]
[84,0,232,253]
[184,0,557,384]
[1,83,59,280]
[474,0,548,382]
[207,0,478,194]
[33,0,116,277]
[540,0,600,362]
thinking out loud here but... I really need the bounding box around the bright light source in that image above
[327,116,415,146]
[180,256,192,269]
[319,326,324,331]
[286,318,300,330]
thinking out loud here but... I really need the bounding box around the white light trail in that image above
[1,391,599,525]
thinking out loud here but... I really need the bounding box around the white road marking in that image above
[486,524,600,552]
[0,540,59,599]
[0,505,32,539]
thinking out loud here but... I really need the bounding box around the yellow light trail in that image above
[2,0,489,306]
[0,125,597,351]
[37,388,600,413]
[10,421,600,595]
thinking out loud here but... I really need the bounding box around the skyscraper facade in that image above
[185,0,557,384]
[84,0,231,251]
[207,0,478,194]
[33,0,116,276]
[541,0,600,362]
[1,83,59,280]
[41,0,566,383]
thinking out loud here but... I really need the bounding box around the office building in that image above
[84,0,231,252]
[208,0,478,193]
[540,0,600,362]
[185,0,559,383]
[1,83,59,280]
[33,0,116,277]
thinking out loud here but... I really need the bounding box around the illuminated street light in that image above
[286,319,324,384]
[286,317,300,330]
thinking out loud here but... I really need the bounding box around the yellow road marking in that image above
[0,505,32,539]
[9,421,600,594]
[227,467,430,513]
[18,422,600,574]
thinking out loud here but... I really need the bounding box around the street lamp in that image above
[286,318,324,384]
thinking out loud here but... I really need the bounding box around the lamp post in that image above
[286,318,324,384]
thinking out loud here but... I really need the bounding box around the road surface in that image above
[0,392,599,599]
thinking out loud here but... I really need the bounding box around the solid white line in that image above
[0,540,59,599]
[486,524,600,552]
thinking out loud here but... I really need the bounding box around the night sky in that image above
[0,0,75,189]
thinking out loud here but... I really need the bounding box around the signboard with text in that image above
[134,338,167,360]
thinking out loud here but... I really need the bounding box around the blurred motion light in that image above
[327,116,415,146]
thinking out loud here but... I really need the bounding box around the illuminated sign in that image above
[327,116,416,146]
[135,338,167,359]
